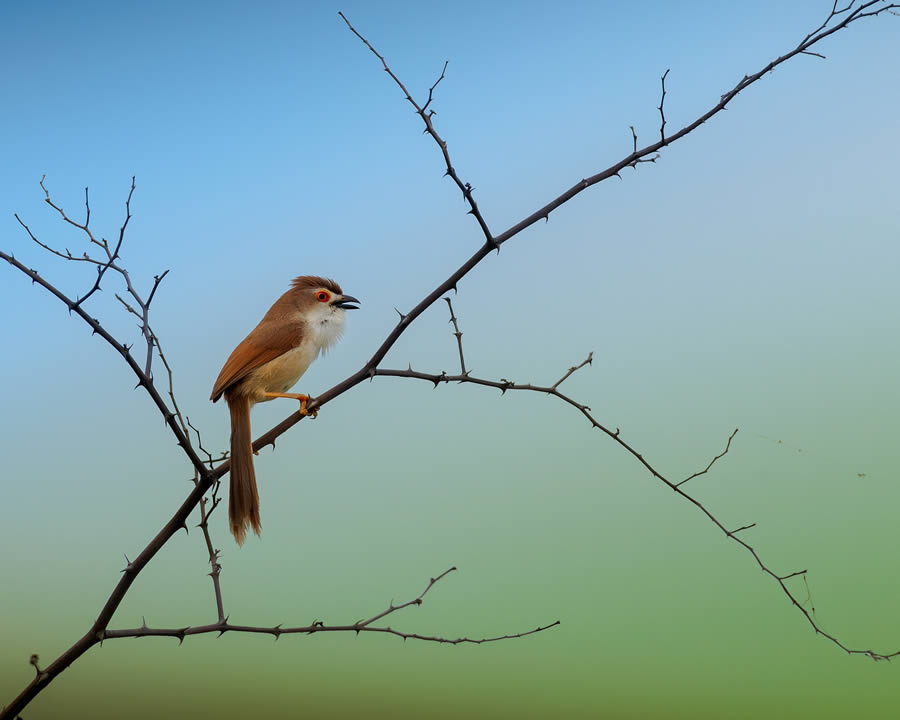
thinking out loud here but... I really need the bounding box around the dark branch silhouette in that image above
[101,567,559,646]
[375,303,898,662]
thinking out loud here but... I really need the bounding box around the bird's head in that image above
[290,275,360,349]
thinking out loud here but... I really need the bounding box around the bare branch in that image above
[0,253,205,476]
[151,331,190,444]
[658,68,670,141]
[444,297,466,374]
[372,359,899,662]
[800,0,853,46]
[338,11,495,247]
[103,567,557,647]
[187,416,228,470]
[105,619,561,645]
[40,174,104,249]
[19,177,169,378]
[551,352,593,391]
[487,0,900,245]
[730,523,757,535]
[197,493,225,624]
[357,567,456,628]
[780,570,808,581]
[422,60,449,114]
[677,428,739,487]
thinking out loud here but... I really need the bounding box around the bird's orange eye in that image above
[316,291,331,303]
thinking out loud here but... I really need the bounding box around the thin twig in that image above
[731,523,757,534]
[422,60,449,114]
[152,331,190,444]
[197,494,225,623]
[658,68,670,141]
[444,297,466,374]
[677,428,739,486]
[551,352,593,391]
[187,416,228,470]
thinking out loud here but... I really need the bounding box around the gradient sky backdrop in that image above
[1,1,898,718]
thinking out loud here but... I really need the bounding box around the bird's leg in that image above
[262,392,318,418]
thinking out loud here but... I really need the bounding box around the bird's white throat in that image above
[308,305,346,353]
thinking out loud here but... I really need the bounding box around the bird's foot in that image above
[298,394,318,419]
[263,391,317,418]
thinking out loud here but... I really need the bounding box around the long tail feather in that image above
[226,393,261,544]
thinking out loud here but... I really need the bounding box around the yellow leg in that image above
[263,391,318,418]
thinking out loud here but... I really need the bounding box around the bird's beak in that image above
[333,294,360,310]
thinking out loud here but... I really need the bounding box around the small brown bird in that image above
[211,276,359,544]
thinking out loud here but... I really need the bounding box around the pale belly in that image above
[242,344,320,404]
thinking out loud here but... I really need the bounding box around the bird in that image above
[210,275,360,544]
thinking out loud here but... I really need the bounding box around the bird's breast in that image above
[245,343,320,402]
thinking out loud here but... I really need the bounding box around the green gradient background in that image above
[2,2,898,718]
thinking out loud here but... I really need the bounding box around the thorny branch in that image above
[338,11,495,247]
[2,176,554,718]
[373,304,899,662]
[17,177,169,379]
[197,491,226,624]
[658,68,670,141]
[146,306,228,622]
[187,416,228,470]
[444,297,467,374]
[0,250,204,474]
[103,567,559,645]
[2,2,899,717]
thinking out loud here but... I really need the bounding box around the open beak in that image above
[333,294,360,310]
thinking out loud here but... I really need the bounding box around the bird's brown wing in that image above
[210,320,304,401]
